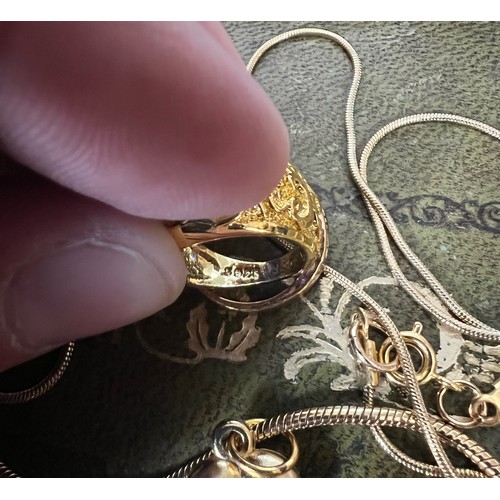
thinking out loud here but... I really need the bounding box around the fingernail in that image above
[3,239,174,352]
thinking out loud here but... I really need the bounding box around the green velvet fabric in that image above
[0,22,499,477]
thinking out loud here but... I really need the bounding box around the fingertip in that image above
[0,22,290,220]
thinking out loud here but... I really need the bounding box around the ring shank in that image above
[181,242,306,288]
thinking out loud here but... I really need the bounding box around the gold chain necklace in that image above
[1,27,499,478]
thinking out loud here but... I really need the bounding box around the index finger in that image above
[0,22,289,219]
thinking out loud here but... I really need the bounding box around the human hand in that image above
[0,22,289,372]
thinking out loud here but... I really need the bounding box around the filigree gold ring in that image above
[167,163,328,311]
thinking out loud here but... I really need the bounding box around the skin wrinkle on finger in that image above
[1,88,98,178]
[0,22,289,220]
[199,22,246,63]
[1,238,172,354]
[0,233,187,372]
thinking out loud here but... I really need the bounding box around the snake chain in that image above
[247,28,500,478]
[2,28,500,478]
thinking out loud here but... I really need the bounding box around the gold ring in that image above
[436,379,483,429]
[167,163,328,311]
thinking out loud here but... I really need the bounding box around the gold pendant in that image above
[190,449,299,478]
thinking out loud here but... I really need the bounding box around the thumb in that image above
[0,177,186,372]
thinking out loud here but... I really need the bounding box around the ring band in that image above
[168,163,328,310]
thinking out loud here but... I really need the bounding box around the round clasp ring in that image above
[379,329,437,387]
[212,420,255,461]
[437,379,484,429]
[348,309,399,374]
